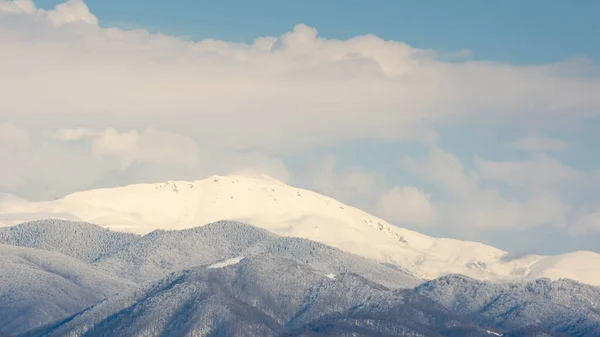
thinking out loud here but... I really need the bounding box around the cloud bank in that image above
[1,0,600,241]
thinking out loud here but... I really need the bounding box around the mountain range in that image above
[0,175,598,286]
[0,175,599,336]
[0,219,597,336]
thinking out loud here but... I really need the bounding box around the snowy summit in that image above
[0,174,599,286]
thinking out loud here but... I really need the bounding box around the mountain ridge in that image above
[1,174,599,286]
[0,244,136,335]
[1,220,599,336]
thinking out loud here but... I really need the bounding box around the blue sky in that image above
[1,0,600,254]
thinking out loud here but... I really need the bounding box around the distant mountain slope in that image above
[292,290,500,337]
[0,219,139,262]
[415,274,600,336]
[3,222,599,336]
[0,245,136,335]
[93,221,420,289]
[1,175,598,286]
[26,254,492,337]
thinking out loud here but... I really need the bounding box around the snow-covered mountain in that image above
[0,220,419,289]
[24,254,497,337]
[415,275,600,336]
[2,220,600,336]
[23,254,600,337]
[0,219,139,263]
[0,244,135,335]
[92,220,420,289]
[1,175,599,286]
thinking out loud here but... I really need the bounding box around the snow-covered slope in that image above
[92,221,420,289]
[415,275,600,336]
[26,254,492,337]
[0,244,136,335]
[27,256,600,337]
[1,174,599,286]
[0,219,139,262]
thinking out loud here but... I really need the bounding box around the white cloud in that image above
[309,155,383,204]
[406,148,473,194]
[0,0,35,14]
[407,147,572,231]
[570,211,600,236]
[47,127,101,141]
[514,136,569,152]
[0,124,203,199]
[220,151,293,183]
[0,1,599,155]
[341,171,378,197]
[46,127,201,169]
[90,128,201,169]
[377,186,436,227]
[0,123,297,199]
[447,189,571,232]
[46,0,98,26]
[0,0,97,25]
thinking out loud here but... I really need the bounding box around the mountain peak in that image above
[1,177,600,286]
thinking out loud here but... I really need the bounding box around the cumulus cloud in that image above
[90,128,201,169]
[514,136,569,152]
[0,0,97,24]
[0,124,203,199]
[220,151,293,183]
[407,147,572,231]
[309,155,384,206]
[377,186,436,227]
[46,127,201,169]
[0,123,297,199]
[46,0,98,25]
[1,0,599,154]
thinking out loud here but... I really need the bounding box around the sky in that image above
[1,0,600,254]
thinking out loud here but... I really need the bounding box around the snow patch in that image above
[207,256,245,269]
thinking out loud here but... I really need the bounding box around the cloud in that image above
[219,151,293,183]
[0,0,35,14]
[570,211,600,236]
[0,0,97,25]
[377,186,436,227]
[0,123,32,189]
[309,155,383,205]
[474,154,578,188]
[406,148,473,194]
[0,123,297,199]
[0,124,203,199]
[90,128,201,169]
[1,1,599,155]
[47,127,201,169]
[407,147,572,231]
[514,136,569,152]
[46,0,98,25]
[0,0,599,247]
[47,127,101,141]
